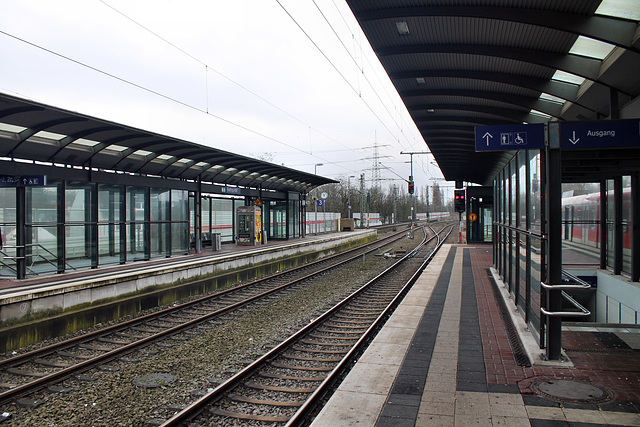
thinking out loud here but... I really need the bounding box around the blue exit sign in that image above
[561,119,640,149]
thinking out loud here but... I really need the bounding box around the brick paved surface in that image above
[308,244,640,425]
[472,245,640,408]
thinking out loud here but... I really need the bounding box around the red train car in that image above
[562,188,632,250]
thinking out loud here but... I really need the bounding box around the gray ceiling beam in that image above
[408,103,537,122]
[401,89,566,117]
[391,70,581,102]
[378,44,603,83]
[10,117,87,157]
[357,6,639,52]
[47,125,121,162]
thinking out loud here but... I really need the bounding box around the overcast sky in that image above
[0,0,447,196]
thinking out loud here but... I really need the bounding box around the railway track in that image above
[162,224,453,426]
[0,226,412,407]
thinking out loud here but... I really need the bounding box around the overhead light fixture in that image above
[416,77,425,84]
[427,109,435,113]
[396,21,410,35]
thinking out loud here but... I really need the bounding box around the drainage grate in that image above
[487,270,531,367]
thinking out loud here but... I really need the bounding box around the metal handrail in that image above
[494,222,544,240]
[1,243,77,272]
[540,279,590,292]
[540,291,590,317]
[561,271,593,288]
[0,250,18,274]
[540,275,591,317]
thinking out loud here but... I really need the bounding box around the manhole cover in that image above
[530,379,614,404]
[133,373,175,388]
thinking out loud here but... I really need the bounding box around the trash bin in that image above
[212,233,221,251]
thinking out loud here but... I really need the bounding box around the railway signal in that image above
[454,189,465,212]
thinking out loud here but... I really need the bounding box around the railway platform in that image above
[311,244,640,426]
[0,229,376,327]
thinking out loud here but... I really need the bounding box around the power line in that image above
[99,0,417,177]
[0,29,323,160]
[274,0,412,152]
[325,0,425,151]
[98,0,351,153]
[3,2,427,183]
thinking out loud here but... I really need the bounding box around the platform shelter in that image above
[0,93,335,280]
[344,0,640,360]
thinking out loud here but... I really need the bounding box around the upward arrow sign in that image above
[483,132,493,147]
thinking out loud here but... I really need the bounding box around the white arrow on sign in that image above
[483,132,493,146]
[569,131,580,145]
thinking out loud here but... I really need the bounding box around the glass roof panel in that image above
[530,109,552,118]
[105,144,128,152]
[539,93,565,104]
[157,154,173,160]
[132,149,153,157]
[0,122,27,133]
[33,130,65,141]
[596,0,640,20]
[552,70,585,85]
[73,138,100,147]
[569,36,615,60]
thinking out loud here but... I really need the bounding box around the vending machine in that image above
[236,205,262,245]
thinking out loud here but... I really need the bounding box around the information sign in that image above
[561,119,640,149]
[475,123,545,151]
[0,175,47,187]
[221,186,241,194]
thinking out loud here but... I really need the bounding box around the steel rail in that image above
[286,224,453,426]
[161,225,453,426]
[0,227,407,369]
[0,228,410,405]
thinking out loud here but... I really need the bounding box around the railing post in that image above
[16,186,26,280]
[545,123,563,360]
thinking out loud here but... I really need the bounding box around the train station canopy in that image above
[0,92,336,193]
[345,0,640,185]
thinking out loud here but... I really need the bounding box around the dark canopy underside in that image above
[0,93,335,193]
[345,0,640,185]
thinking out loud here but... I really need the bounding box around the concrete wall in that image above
[567,268,640,324]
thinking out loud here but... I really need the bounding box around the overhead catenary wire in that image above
[2,2,432,182]
[313,0,420,152]
[100,0,426,169]
[276,0,416,153]
[99,0,411,177]
[0,29,323,162]
[97,0,349,153]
